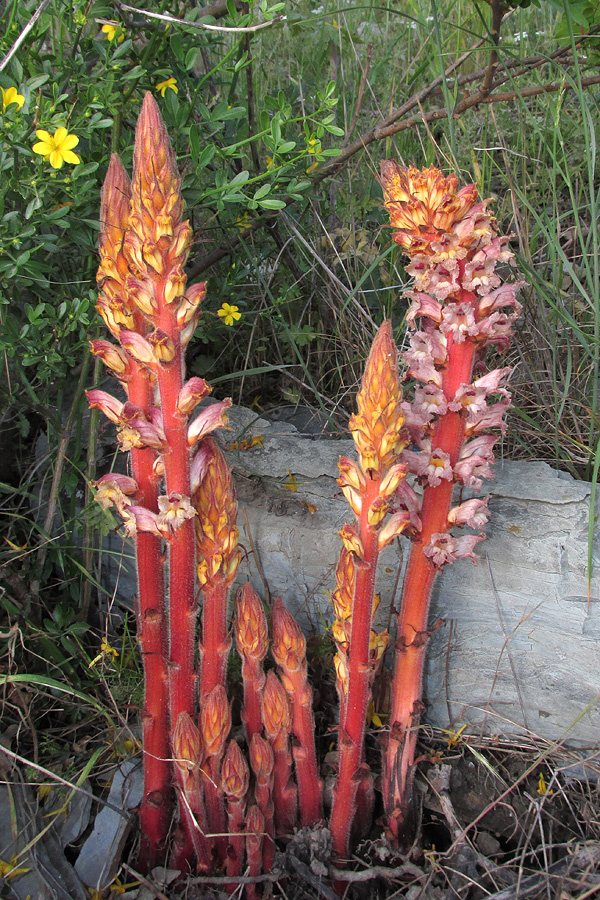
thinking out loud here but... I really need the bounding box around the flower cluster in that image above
[380,161,525,567]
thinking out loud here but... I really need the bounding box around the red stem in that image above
[383,323,477,846]
[285,671,323,826]
[241,657,265,745]
[270,733,298,835]
[154,292,197,861]
[225,797,246,888]
[330,474,380,860]
[128,373,170,872]
[199,574,231,702]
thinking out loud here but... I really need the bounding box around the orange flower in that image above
[380,161,478,255]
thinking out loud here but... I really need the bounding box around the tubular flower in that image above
[32,127,80,169]
[172,712,203,775]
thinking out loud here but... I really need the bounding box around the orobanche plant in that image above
[89,95,522,888]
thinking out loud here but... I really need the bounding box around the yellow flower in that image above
[88,637,118,668]
[101,21,124,42]
[32,127,80,169]
[235,212,251,233]
[0,855,30,880]
[217,302,241,326]
[155,77,178,97]
[1,86,25,112]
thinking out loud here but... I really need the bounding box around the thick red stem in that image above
[384,325,477,847]
[241,657,265,745]
[225,798,246,889]
[270,733,297,835]
[253,781,275,872]
[330,475,380,860]
[199,574,231,702]
[285,671,323,826]
[154,292,197,861]
[202,755,228,863]
[129,373,170,872]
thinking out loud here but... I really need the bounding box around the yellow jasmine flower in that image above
[88,637,118,668]
[217,302,241,326]
[235,212,251,233]
[1,86,25,112]
[32,127,80,169]
[101,21,125,42]
[155,77,178,97]
[306,161,319,174]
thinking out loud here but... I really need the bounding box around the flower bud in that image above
[261,671,291,739]
[177,377,212,415]
[173,711,203,774]
[271,597,306,674]
[249,733,274,784]
[235,583,268,662]
[221,740,249,801]
[201,685,231,758]
[89,340,132,379]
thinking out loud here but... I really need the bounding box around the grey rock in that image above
[0,773,86,900]
[74,760,143,891]
[94,406,600,747]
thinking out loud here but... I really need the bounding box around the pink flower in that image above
[453,454,495,491]
[459,434,498,463]
[190,440,216,493]
[447,496,490,531]
[423,532,484,567]
[403,441,453,487]
[86,389,124,424]
[403,349,442,386]
[390,479,422,534]
[119,330,160,370]
[477,281,526,316]
[413,384,448,417]
[476,308,521,348]
[405,292,443,326]
[156,492,196,532]
[187,399,232,446]
[93,473,138,512]
[465,399,511,436]
[120,505,166,538]
[462,247,501,293]
[401,399,433,443]
[440,302,478,342]
[472,367,513,396]
[409,257,460,300]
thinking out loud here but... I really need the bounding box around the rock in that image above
[74,760,143,891]
[0,760,86,900]
[88,405,600,747]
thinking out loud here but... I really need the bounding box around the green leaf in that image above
[253,183,271,200]
[259,198,286,209]
[277,141,296,153]
[230,170,250,186]
[324,124,344,136]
